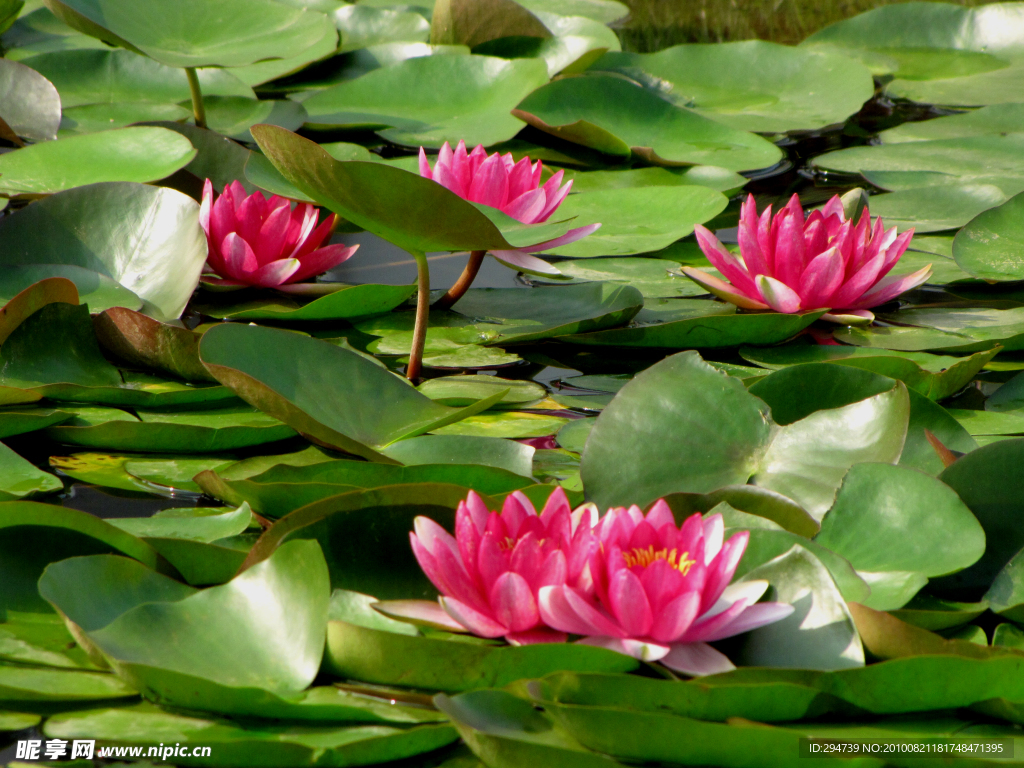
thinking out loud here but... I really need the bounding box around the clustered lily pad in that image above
[6,0,1024,766]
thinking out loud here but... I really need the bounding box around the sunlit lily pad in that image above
[299,53,549,147]
[881,103,1024,144]
[380,434,534,477]
[953,190,1024,282]
[591,41,873,133]
[535,258,711,298]
[45,0,338,69]
[108,503,251,542]
[0,57,61,142]
[429,411,569,438]
[865,184,1007,233]
[0,126,196,196]
[335,2,429,52]
[837,307,1024,353]
[513,74,784,171]
[0,182,206,321]
[417,375,546,407]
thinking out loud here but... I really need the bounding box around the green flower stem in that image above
[433,250,485,311]
[407,248,430,382]
[185,67,207,129]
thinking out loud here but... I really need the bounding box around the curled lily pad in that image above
[0,665,137,702]
[0,57,61,142]
[194,283,417,322]
[198,323,508,461]
[39,540,330,713]
[0,442,63,501]
[380,434,535,477]
[513,74,784,172]
[45,405,297,453]
[0,266,142,314]
[93,307,213,383]
[0,182,206,321]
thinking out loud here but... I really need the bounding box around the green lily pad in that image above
[563,166,747,195]
[986,369,1024,412]
[865,184,1008,233]
[195,284,416,322]
[202,96,307,141]
[816,462,985,580]
[0,182,206,321]
[49,452,159,493]
[0,710,41,730]
[516,0,627,23]
[582,352,909,517]
[513,74,784,171]
[44,0,338,69]
[935,438,1024,594]
[430,0,549,48]
[953,190,1024,282]
[880,103,1024,144]
[380,434,534,477]
[329,618,638,694]
[45,405,297,453]
[299,53,549,147]
[93,307,214,384]
[121,458,236,493]
[0,610,102,669]
[555,417,594,453]
[0,126,196,197]
[739,344,998,401]
[417,375,546,407]
[737,545,864,670]
[108,504,251,543]
[591,41,874,133]
[429,411,569,438]
[251,124,577,256]
[45,701,458,762]
[0,500,167,613]
[16,47,255,107]
[564,299,824,348]
[0,57,61,141]
[892,594,989,632]
[947,409,1024,436]
[812,134,1024,183]
[195,459,533,518]
[40,540,329,712]
[335,2,429,52]
[534,258,710,299]
[0,442,62,501]
[539,185,727,258]
[0,407,71,439]
[451,283,644,344]
[0,664,137,702]
[837,307,1024,354]
[438,689,622,768]
[0,265,142,314]
[0,303,230,406]
[198,322,507,461]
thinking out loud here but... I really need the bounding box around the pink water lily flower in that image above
[418,140,600,274]
[539,502,794,676]
[200,179,358,287]
[683,193,931,323]
[409,488,597,645]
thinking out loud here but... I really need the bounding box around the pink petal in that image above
[821,194,845,221]
[418,147,432,178]
[220,232,258,280]
[737,194,768,277]
[707,601,795,639]
[537,172,571,222]
[235,192,266,246]
[847,264,933,310]
[827,248,888,309]
[489,571,540,633]
[661,642,736,676]
[702,514,724,564]
[199,178,213,235]
[645,499,675,531]
[774,203,807,287]
[798,246,845,309]
[681,268,769,310]
[506,627,568,645]
[250,258,302,287]
[287,244,359,283]
[465,491,492,536]
[441,596,507,638]
[608,568,653,638]
[467,153,510,209]
[639,558,685,614]
[502,188,547,224]
[374,599,468,632]
[477,532,509,595]
[414,516,459,559]
[488,250,562,275]
[506,156,536,201]
[682,598,751,643]
[756,275,803,314]
[578,635,671,662]
[650,589,701,644]
[694,224,758,297]
[538,585,624,638]
[283,204,321,259]
[701,531,749,614]
[254,203,293,266]
[539,487,571,530]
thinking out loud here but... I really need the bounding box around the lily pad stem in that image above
[185,67,207,129]
[407,249,430,382]
[433,250,485,311]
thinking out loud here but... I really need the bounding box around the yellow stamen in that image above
[622,545,697,575]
